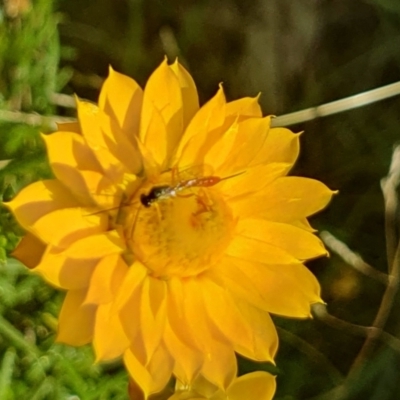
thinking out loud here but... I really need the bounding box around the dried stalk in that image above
[314,145,400,400]
[0,110,75,130]
[320,231,388,284]
[272,80,400,127]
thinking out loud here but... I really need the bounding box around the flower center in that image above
[124,180,234,279]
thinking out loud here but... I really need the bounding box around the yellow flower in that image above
[169,372,276,400]
[7,59,334,397]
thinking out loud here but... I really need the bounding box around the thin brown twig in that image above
[380,144,400,273]
[320,231,388,284]
[277,325,344,385]
[311,303,400,353]
[349,246,400,372]
[311,303,400,400]
[347,146,400,372]
[317,145,400,400]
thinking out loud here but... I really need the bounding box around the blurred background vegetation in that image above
[1,0,400,399]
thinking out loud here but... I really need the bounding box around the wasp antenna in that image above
[87,205,122,216]
[221,170,246,181]
[86,199,138,216]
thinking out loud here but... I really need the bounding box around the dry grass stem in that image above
[272,80,400,127]
[320,230,388,284]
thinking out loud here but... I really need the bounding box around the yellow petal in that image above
[12,233,46,269]
[201,340,237,391]
[141,59,189,165]
[139,99,168,168]
[202,119,239,174]
[138,276,167,364]
[85,254,129,305]
[206,117,271,175]
[227,372,276,400]
[43,131,118,205]
[184,375,220,399]
[101,114,143,175]
[5,180,79,229]
[199,277,254,356]
[118,300,142,360]
[114,260,148,311]
[98,66,143,135]
[229,117,271,170]
[291,218,316,232]
[56,121,81,134]
[78,170,121,209]
[43,131,101,173]
[166,278,203,352]
[173,86,226,167]
[76,99,127,181]
[207,263,268,313]
[164,320,203,384]
[226,235,299,264]
[44,132,111,205]
[170,60,199,129]
[231,176,335,221]
[233,300,278,362]
[218,162,290,199]
[31,207,108,248]
[93,302,130,362]
[182,279,236,389]
[168,393,204,400]
[225,96,262,119]
[205,269,278,362]
[57,289,96,346]
[118,265,148,351]
[180,278,219,354]
[251,127,300,166]
[61,230,125,259]
[222,256,322,318]
[127,331,147,368]
[34,246,97,290]
[237,218,327,261]
[124,345,173,398]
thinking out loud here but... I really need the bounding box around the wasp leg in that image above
[128,203,141,241]
[193,189,213,215]
[177,192,195,198]
[154,202,163,224]
[171,165,180,186]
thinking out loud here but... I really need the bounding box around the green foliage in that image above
[0,0,62,262]
[0,0,68,113]
[0,260,129,400]
[0,2,129,399]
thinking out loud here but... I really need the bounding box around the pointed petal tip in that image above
[325,249,331,258]
[214,84,226,100]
